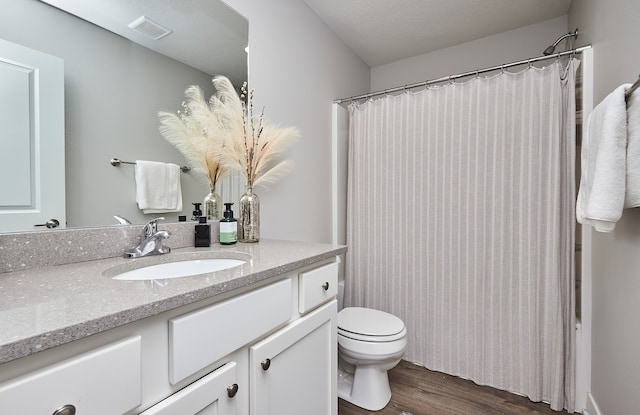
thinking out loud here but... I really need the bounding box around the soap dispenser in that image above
[191,202,202,221]
[219,203,237,245]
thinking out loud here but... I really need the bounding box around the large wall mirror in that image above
[0,0,248,233]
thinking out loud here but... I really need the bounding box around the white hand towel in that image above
[576,84,630,232]
[625,85,640,207]
[135,160,183,214]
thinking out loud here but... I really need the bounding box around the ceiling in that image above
[303,0,572,67]
[39,0,248,84]
[37,0,572,77]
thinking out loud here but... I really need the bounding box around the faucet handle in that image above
[142,217,165,238]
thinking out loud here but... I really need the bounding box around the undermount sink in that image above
[104,253,250,281]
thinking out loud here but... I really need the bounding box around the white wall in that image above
[224,0,370,243]
[371,16,568,91]
[569,2,640,414]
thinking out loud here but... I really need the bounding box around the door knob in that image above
[322,282,330,291]
[35,218,60,229]
[261,358,271,370]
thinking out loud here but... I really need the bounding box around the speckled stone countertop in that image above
[0,239,346,364]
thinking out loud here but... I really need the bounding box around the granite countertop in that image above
[0,239,346,364]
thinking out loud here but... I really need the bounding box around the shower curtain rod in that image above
[334,45,592,104]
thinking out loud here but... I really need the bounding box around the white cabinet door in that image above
[0,336,141,415]
[0,38,65,232]
[141,361,239,415]
[250,300,337,415]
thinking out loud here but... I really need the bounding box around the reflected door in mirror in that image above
[0,39,65,232]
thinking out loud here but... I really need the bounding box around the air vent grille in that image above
[128,16,172,40]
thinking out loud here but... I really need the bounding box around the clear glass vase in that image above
[239,187,259,243]
[203,187,222,220]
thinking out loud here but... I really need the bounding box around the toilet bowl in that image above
[337,307,407,411]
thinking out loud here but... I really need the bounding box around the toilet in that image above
[337,307,407,411]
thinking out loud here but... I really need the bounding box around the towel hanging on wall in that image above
[134,160,183,214]
[577,84,631,231]
[625,84,640,207]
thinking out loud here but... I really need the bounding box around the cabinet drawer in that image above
[0,336,141,414]
[169,278,292,384]
[299,261,338,313]
[141,361,238,415]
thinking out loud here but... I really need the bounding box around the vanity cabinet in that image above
[0,257,338,415]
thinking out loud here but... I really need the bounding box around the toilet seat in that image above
[338,307,406,342]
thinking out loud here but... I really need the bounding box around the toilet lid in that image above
[338,307,405,337]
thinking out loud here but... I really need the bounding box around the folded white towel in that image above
[625,85,640,207]
[135,160,183,214]
[576,84,630,232]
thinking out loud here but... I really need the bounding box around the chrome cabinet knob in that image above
[35,218,60,229]
[322,282,330,291]
[261,358,271,371]
[227,383,239,398]
[52,404,76,415]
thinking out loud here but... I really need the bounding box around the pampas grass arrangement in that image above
[158,76,297,241]
[158,76,298,192]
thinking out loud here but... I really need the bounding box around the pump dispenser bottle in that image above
[219,203,237,245]
[191,202,202,221]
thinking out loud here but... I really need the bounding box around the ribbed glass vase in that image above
[239,187,259,242]
[203,187,222,220]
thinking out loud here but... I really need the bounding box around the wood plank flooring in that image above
[338,360,571,415]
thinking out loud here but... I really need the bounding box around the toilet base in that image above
[337,361,392,411]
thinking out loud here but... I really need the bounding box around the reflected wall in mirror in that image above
[0,0,248,233]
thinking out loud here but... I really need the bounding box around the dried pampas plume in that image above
[158,84,230,190]
[211,76,299,189]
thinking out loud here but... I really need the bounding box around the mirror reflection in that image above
[0,0,248,233]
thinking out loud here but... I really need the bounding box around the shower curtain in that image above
[345,60,579,412]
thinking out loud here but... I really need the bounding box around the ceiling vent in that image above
[128,16,172,40]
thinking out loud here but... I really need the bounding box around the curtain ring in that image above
[475,69,479,79]
[528,59,533,69]
[425,80,430,90]
[501,64,506,73]
[448,75,453,84]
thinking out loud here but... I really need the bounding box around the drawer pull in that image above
[52,404,76,415]
[322,282,330,291]
[261,358,271,371]
[227,383,239,398]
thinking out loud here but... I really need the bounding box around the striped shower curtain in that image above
[345,60,578,412]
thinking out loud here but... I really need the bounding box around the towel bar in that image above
[625,74,640,100]
[110,158,190,172]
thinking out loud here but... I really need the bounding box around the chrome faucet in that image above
[124,217,171,258]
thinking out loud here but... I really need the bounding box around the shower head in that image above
[543,28,579,55]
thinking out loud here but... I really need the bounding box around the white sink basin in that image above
[111,258,246,281]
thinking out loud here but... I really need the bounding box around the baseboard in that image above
[583,393,602,415]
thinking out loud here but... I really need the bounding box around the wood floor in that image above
[338,360,570,415]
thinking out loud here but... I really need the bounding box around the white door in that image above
[250,301,337,415]
[0,38,65,232]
